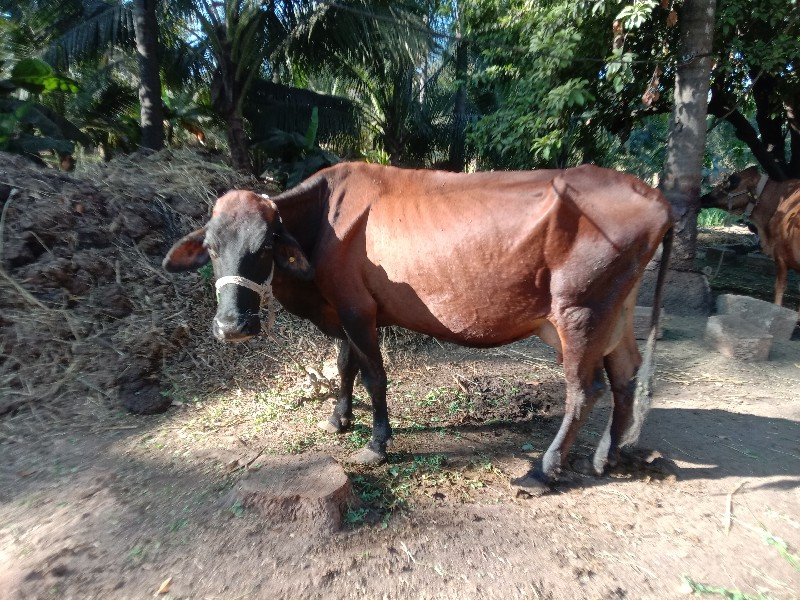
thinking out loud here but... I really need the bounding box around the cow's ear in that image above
[163,227,209,272]
[273,227,314,280]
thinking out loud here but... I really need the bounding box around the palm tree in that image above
[134,0,164,150]
[183,0,431,173]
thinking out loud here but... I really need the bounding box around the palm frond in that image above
[42,2,134,70]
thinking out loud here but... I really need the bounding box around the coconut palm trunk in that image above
[134,0,164,151]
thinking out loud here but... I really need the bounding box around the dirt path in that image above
[1,316,798,599]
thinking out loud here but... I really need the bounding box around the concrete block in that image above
[716,294,798,343]
[634,306,664,340]
[705,314,773,361]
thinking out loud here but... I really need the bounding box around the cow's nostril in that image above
[213,315,259,342]
[237,314,260,335]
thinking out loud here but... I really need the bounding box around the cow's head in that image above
[163,191,313,342]
[700,166,765,212]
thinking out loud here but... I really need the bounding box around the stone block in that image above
[634,306,664,340]
[704,314,773,361]
[716,294,798,343]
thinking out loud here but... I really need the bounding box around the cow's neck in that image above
[749,181,784,256]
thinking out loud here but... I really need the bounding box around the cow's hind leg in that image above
[513,321,607,496]
[318,339,359,434]
[591,332,641,474]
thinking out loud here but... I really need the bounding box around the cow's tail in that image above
[622,225,674,446]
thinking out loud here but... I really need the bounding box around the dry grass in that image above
[0,149,437,443]
[0,150,269,430]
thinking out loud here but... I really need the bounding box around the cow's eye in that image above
[727,175,740,190]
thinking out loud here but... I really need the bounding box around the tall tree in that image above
[707,0,800,180]
[186,0,430,173]
[660,0,717,270]
[134,0,164,150]
[447,7,467,172]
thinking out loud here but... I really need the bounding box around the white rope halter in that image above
[214,264,276,329]
[727,173,769,217]
[212,192,279,330]
[214,265,274,305]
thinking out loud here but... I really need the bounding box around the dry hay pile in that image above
[0,149,324,425]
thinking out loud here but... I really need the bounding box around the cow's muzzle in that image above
[212,266,274,342]
[212,313,260,342]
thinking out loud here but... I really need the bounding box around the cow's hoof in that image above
[347,446,387,465]
[317,418,342,434]
[613,448,680,482]
[317,415,350,434]
[571,457,600,476]
[510,470,552,498]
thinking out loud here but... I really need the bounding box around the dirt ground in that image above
[1,157,799,599]
[2,317,799,600]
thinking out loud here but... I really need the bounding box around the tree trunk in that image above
[660,0,716,271]
[752,74,786,166]
[448,39,467,172]
[448,4,467,173]
[227,108,253,174]
[211,46,253,174]
[134,0,164,151]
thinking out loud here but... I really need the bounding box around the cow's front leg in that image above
[339,310,392,465]
[318,339,359,434]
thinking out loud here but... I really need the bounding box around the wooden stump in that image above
[225,453,355,532]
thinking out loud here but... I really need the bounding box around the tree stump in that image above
[638,267,711,316]
[225,453,355,532]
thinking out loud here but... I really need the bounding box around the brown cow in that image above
[701,166,800,305]
[164,163,673,494]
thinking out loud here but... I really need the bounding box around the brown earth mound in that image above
[0,150,278,418]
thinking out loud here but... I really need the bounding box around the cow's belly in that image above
[373,276,552,347]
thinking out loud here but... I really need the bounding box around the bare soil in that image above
[1,157,798,600]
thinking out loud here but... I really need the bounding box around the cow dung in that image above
[223,453,355,533]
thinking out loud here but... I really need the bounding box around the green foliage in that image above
[764,534,800,573]
[253,108,341,189]
[8,59,79,94]
[681,575,774,599]
[303,106,319,150]
[0,58,85,160]
[697,208,733,228]
[464,0,613,169]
